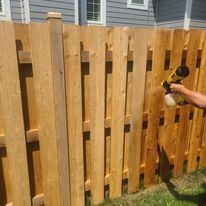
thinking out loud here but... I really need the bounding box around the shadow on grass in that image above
[165,180,206,206]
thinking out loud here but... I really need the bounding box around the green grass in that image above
[88,169,206,206]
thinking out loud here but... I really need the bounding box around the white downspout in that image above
[75,0,79,24]
[155,0,158,28]
[184,0,193,30]
[20,0,30,23]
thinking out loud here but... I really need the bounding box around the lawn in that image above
[88,169,206,206]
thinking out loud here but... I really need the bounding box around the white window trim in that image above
[81,0,106,26]
[127,0,149,10]
[0,0,11,21]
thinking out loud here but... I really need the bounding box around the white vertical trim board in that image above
[154,0,158,27]
[23,0,30,23]
[102,0,106,26]
[81,0,86,24]
[0,0,11,21]
[75,0,79,24]
[184,0,193,30]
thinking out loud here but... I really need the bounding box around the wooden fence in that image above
[0,13,206,206]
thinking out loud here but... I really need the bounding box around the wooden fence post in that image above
[29,13,70,205]
[0,22,31,206]
[47,12,71,206]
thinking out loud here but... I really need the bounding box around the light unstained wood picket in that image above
[110,27,129,199]
[144,29,168,188]
[14,23,38,131]
[63,25,85,206]
[173,30,201,177]
[89,26,106,205]
[81,26,91,188]
[14,23,43,198]
[29,22,68,205]
[128,29,149,193]
[159,29,185,181]
[0,22,31,206]
[105,27,113,181]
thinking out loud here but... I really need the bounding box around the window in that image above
[0,1,2,13]
[81,0,106,25]
[87,0,101,22]
[127,0,149,10]
[0,0,11,20]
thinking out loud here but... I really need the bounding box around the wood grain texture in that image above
[173,30,201,177]
[197,33,206,169]
[128,29,149,193]
[14,23,43,200]
[48,16,71,206]
[63,25,85,206]
[144,29,168,188]
[89,26,106,205]
[0,22,31,206]
[159,30,185,181]
[29,22,66,205]
[110,27,128,199]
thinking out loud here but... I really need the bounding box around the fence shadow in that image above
[165,180,206,206]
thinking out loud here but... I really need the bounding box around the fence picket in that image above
[196,33,206,169]
[159,30,185,181]
[173,30,201,177]
[63,25,85,206]
[89,26,106,205]
[110,27,128,199]
[144,30,168,187]
[29,22,68,205]
[0,22,31,206]
[128,29,149,193]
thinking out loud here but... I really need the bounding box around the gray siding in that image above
[106,0,156,27]
[190,0,206,29]
[157,20,184,28]
[156,0,186,28]
[10,0,22,21]
[29,0,75,23]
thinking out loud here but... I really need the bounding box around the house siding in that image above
[29,0,75,23]
[156,0,186,28]
[10,0,22,21]
[106,0,156,27]
[190,0,206,29]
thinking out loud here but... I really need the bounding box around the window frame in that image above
[81,0,106,25]
[127,0,149,10]
[0,0,11,21]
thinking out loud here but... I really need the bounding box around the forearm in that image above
[177,88,206,109]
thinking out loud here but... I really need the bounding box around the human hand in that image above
[170,83,186,94]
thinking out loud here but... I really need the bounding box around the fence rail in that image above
[0,13,206,206]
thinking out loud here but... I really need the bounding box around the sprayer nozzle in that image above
[176,65,190,78]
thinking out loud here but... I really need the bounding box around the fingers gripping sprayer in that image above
[161,65,190,107]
